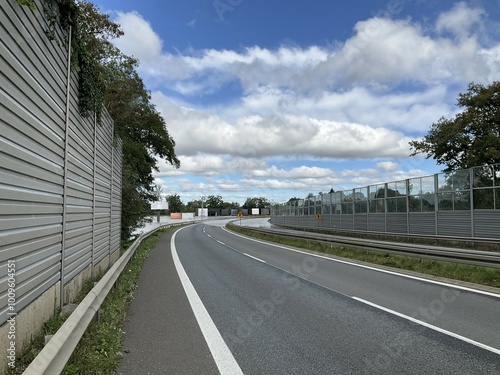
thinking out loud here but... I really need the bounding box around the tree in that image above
[205,195,224,208]
[42,1,181,239]
[19,2,180,238]
[102,47,179,239]
[220,201,239,210]
[154,184,163,201]
[167,194,184,213]
[243,197,270,209]
[410,81,500,172]
[227,202,241,209]
[185,200,201,212]
[38,0,124,120]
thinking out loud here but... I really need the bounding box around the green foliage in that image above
[16,0,36,10]
[102,47,180,238]
[120,165,151,239]
[167,194,184,212]
[187,196,240,211]
[226,201,241,209]
[38,0,123,121]
[205,194,225,208]
[243,196,270,209]
[17,1,180,239]
[410,81,500,172]
[185,199,201,212]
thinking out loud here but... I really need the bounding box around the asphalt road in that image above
[118,222,500,374]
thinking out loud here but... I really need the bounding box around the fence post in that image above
[470,167,475,237]
[60,26,72,309]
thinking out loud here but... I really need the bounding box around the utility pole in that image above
[201,196,206,221]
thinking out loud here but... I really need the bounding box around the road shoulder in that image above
[116,228,219,375]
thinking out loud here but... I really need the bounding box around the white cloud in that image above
[155,154,267,177]
[154,92,414,160]
[249,165,335,179]
[113,6,499,95]
[323,16,493,86]
[436,2,484,40]
[113,11,163,62]
[154,157,434,204]
[377,161,399,173]
[110,4,499,204]
[223,85,452,132]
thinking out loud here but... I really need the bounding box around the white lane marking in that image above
[218,226,500,354]
[222,227,500,299]
[217,240,225,245]
[171,228,244,375]
[352,296,500,355]
[243,253,266,263]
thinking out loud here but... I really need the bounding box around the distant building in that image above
[208,208,221,216]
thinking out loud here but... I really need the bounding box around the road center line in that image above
[352,296,500,356]
[171,227,244,375]
[243,253,266,263]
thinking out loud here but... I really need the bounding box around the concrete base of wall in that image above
[64,265,93,305]
[110,249,120,264]
[0,282,60,372]
[94,255,110,277]
[0,251,120,373]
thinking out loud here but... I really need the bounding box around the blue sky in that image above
[96,0,500,205]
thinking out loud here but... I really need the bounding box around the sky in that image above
[95,0,500,205]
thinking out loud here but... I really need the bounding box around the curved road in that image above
[118,221,500,374]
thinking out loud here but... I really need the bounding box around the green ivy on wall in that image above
[16,0,122,123]
[16,0,36,10]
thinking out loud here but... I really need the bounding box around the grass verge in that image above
[227,223,500,288]
[6,227,170,375]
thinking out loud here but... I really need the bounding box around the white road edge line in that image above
[222,227,500,298]
[171,227,244,375]
[243,253,266,263]
[352,296,500,356]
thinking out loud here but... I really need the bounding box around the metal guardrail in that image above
[271,221,500,251]
[237,226,500,268]
[22,222,190,375]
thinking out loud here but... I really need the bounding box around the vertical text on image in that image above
[6,260,16,369]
